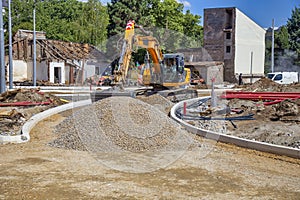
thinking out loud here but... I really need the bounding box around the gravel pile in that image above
[49,96,192,153]
[49,117,86,151]
[137,94,174,114]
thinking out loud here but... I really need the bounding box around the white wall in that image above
[49,62,65,84]
[235,8,265,76]
[10,60,28,82]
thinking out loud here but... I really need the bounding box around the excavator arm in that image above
[115,20,135,84]
[114,20,164,86]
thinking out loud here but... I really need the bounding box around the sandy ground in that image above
[0,112,300,199]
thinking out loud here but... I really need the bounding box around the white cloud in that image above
[176,0,191,8]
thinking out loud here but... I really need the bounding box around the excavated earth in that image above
[228,78,300,148]
[0,102,299,199]
[0,81,300,198]
[189,78,300,149]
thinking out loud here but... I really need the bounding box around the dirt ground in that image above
[0,111,300,199]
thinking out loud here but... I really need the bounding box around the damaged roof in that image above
[11,29,109,67]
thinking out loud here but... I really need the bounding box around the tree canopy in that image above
[287,6,300,54]
[107,0,203,48]
[3,0,109,46]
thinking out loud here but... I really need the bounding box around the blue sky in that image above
[178,0,300,28]
[100,0,299,28]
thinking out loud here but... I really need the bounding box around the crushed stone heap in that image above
[50,96,193,153]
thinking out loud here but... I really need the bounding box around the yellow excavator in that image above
[113,19,190,88]
[91,20,196,102]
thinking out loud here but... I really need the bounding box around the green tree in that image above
[107,0,142,37]
[154,0,184,32]
[4,0,108,46]
[274,26,290,50]
[181,10,203,47]
[107,0,203,50]
[287,6,300,54]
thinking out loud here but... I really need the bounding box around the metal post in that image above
[250,51,253,84]
[211,77,216,107]
[0,0,6,93]
[33,1,36,86]
[271,19,275,73]
[8,0,13,89]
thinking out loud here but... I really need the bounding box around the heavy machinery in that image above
[113,20,190,88]
[91,20,197,102]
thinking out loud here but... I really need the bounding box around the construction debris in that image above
[179,77,300,149]
[0,88,66,137]
[242,77,300,92]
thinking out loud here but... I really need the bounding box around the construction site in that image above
[0,4,300,199]
[0,73,299,199]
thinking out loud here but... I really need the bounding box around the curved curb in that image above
[0,99,92,144]
[170,97,300,159]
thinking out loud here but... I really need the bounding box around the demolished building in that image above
[5,29,109,85]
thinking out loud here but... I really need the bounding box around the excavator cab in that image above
[162,53,190,88]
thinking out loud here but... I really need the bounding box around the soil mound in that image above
[243,77,300,92]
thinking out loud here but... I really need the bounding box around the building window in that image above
[226,32,231,39]
[226,46,231,53]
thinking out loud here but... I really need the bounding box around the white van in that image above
[267,72,299,84]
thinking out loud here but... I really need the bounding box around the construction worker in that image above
[238,73,243,85]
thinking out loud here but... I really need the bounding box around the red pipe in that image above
[0,101,51,107]
[183,102,187,115]
[220,95,291,100]
[225,91,300,95]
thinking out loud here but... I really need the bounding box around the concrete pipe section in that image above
[170,96,300,159]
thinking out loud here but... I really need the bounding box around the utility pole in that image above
[0,0,6,93]
[250,51,253,84]
[271,19,275,73]
[33,0,36,87]
[8,0,13,89]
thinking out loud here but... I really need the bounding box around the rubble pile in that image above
[0,89,66,136]
[0,88,64,105]
[225,95,300,148]
[243,77,300,92]
[50,96,192,152]
[270,99,300,121]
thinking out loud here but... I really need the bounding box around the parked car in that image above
[267,72,299,84]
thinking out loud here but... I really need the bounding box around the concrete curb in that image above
[0,99,92,144]
[170,97,300,159]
